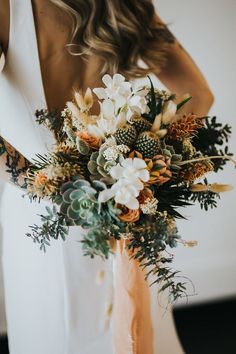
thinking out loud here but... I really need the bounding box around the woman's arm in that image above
[148,14,214,116]
[0,138,30,188]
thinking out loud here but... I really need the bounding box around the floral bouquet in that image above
[26,74,235,302]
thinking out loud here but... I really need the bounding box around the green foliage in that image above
[153,182,192,219]
[127,215,189,301]
[35,109,65,142]
[26,206,69,252]
[190,178,221,211]
[192,116,232,172]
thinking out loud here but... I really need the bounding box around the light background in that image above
[0,0,236,334]
[154,0,236,305]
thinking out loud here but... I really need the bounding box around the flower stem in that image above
[179,155,236,168]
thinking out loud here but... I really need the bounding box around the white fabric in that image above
[0,0,185,353]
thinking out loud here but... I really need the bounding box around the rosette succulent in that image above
[87,147,117,184]
[59,178,102,227]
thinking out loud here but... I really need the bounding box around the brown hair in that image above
[50,0,174,79]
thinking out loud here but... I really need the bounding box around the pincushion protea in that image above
[167,113,205,141]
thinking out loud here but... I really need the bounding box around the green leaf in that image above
[177,96,192,111]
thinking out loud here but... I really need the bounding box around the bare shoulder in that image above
[0,0,10,54]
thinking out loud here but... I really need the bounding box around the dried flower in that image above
[181,160,214,182]
[190,183,233,193]
[167,113,205,140]
[140,197,158,215]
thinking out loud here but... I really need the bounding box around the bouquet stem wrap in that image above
[112,239,153,354]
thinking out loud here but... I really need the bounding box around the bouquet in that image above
[26,73,235,302]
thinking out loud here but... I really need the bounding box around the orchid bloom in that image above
[98,158,150,209]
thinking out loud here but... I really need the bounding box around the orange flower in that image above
[34,172,48,187]
[117,204,140,223]
[76,130,101,149]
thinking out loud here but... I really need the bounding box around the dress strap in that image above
[0,0,54,161]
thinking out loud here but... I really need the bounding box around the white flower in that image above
[87,98,127,140]
[103,147,119,161]
[110,158,149,184]
[98,158,150,209]
[93,74,149,122]
[98,179,140,209]
[93,74,131,101]
[103,144,130,162]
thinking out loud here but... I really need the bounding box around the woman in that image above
[0,1,214,353]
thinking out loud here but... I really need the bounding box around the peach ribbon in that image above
[112,239,153,354]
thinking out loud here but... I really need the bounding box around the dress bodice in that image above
[0,0,54,162]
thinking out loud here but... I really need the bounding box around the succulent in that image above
[114,123,137,147]
[130,115,152,134]
[59,177,103,227]
[145,155,172,185]
[134,131,160,158]
[76,136,91,155]
[158,143,183,173]
[87,147,116,184]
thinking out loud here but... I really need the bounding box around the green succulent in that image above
[59,177,103,227]
[76,137,91,155]
[87,147,116,184]
[159,142,183,172]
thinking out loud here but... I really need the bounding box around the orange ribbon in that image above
[112,239,153,354]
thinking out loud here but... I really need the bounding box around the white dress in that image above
[0,1,185,353]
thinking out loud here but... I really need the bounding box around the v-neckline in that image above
[30,0,49,111]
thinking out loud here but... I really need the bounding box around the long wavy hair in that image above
[50,0,173,79]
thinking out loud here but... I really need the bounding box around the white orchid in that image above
[93,74,132,102]
[98,158,150,209]
[93,74,149,122]
[110,158,149,185]
[87,98,126,139]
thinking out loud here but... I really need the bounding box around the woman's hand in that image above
[148,14,214,116]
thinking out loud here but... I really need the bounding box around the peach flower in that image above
[34,172,48,187]
[117,204,140,223]
[76,130,101,149]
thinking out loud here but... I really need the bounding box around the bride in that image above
[0,1,214,353]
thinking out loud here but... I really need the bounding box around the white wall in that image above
[0,55,7,333]
[152,0,236,304]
